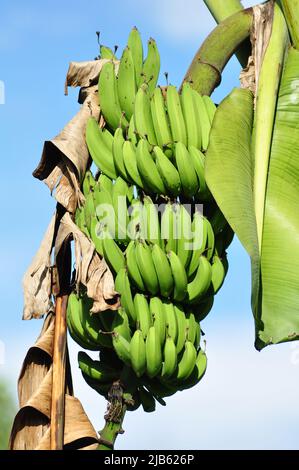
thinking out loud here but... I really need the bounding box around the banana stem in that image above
[203,0,251,67]
[97,405,127,450]
[181,8,253,96]
[280,0,299,48]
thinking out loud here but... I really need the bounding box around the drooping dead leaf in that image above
[65,59,114,93]
[10,312,99,450]
[55,212,120,313]
[23,214,56,320]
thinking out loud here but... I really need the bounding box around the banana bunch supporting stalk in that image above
[69,28,233,413]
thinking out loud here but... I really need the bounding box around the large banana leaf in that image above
[257,47,299,348]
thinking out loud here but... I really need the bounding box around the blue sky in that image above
[1,0,299,450]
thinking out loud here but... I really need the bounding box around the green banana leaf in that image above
[257,46,299,348]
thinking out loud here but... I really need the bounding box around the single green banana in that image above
[185,311,197,345]
[187,212,208,278]
[164,301,178,343]
[135,293,152,338]
[177,349,207,390]
[102,235,126,274]
[127,26,143,87]
[130,329,146,377]
[143,195,161,246]
[194,322,201,350]
[168,250,188,302]
[188,146,210,199]
[176,204,193,270]
[211,255,226,294]
[136,139,166,195]
[149,297,166,346]
[86,117,117,179]
[98,61,128,131]
[112,127,129,180]
[126,240,146,291]
[186,256,212,304]
[174,142,198,198]
[181,82,201,149]
[112,176,129,242]
[166,85,187,145]
[141,38,160,94]
[117,46,137,121]
[127,115,138,146]
[127,198,146,241]
[161,336,177,378]
[112,308,132,342]
[173,303,187,354]
[177,341,197,381]
[112,332,131,366]
[100,44,117,60]
[78,351,118,382]
[114,267,136,323]
[153,146,181,197]
[150,87,172,149]
[98,173,113,193]
[146,326,162,378]
[192,89,211,151]
[151,244,174,298]
[135,240,159,295]
[134,83,157,145]
[161,203,177,254]
[123,140,145,188]
[202,95,216,124]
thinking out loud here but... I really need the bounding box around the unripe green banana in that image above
[86,118,117,179]
[177,341,197,381]
[143,195,161,246]
[164,301,178,343]
[139,387,156,412]
[102,235,126,274]
[181,82,201,149]
[112,177,130,242]
[100,44,117,60]
[67,293,99,350]
[194,322,201,350]
[127,27,143,87]
[98,173,113,193]
[135,240,159,295]
[188,146,210,200]
[177,349,207,390]
[98,61,128,131]
[149,297,166,346]
[187,212,208,278]
[112,308,132,342]
[123,140,144,189]
[134,84,157,145]
[166,85,187,145]
[153,146,181,197]
[117,46,137,121]
[130,329,146,377]
[211,255,226,294]
[141,38,160,94]
[126,240,146,291]
[146,326,162,378]
[161,336,177,378]
[161,203,177,254]
[112,332,131,366]
[112,127,129,181]
[136,139,166,194]
[127,198,146,240]
[151,244,174,298]
[127,115,138,146]
[176,204,193,270]
[173,304,187,354]
[202,95,216,124]
[114,267,136,323]
[174,142,198,198]
[82,170,96,198]
[78,351,119,382]
[135,293,152,338]
[185,311,197,345]
[187,256,212,304]
[192,89,210,151]
[167,251,187,302]
[67,302,98,351]
[150,87,172,149]
[80,296,112,348]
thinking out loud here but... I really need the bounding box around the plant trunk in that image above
[203,0,251,67]
[97,406,127,450]
[181,8,253,95]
